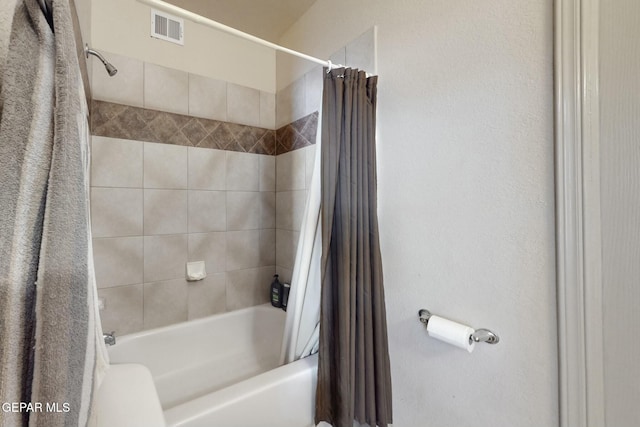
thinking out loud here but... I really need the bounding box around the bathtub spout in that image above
[103,331,116,346]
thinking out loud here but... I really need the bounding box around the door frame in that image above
[554,0,605,426]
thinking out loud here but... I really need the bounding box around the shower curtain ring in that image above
[327,60,332,73]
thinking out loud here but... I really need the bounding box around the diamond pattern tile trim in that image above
[91,100,317,156]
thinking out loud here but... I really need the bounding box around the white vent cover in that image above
[151,9,184,45]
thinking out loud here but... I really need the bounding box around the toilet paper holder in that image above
[418,309,500,344]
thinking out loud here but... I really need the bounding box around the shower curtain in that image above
[280,109,323,364]
[0,0,108,426]
[315,68,393,427]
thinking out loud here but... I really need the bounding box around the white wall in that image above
[599,1,640,425]
[90,0,276,93]
[279,1,558,426]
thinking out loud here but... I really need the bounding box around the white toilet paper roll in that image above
[426,315,475,353]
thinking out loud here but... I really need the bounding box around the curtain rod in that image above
[136,0,341,69]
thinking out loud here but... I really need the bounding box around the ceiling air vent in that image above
[151,9,184,45]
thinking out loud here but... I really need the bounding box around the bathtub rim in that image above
[110,303,282,346]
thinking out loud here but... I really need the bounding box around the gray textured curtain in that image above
[0,1,108,426]
[316,68,393,427]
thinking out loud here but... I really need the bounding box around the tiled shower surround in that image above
[92,127,316,335]
[92,27,372,334]
[91,99,317,336]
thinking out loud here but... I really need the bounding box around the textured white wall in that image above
[279,1,558,426]
[599,1,640,425]
[90,0,276,93]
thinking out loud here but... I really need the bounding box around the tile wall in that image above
[92,136,276,334]
[91,51,276,130]
[271,58,322,287]
[272,27,375,284]
[274,145,316,284]
[92,26,373,334]
[91,52,282,335]
[275,27,376,129]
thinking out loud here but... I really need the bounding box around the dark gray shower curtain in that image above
[316,68,393,427]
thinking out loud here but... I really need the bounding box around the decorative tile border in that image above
[90,100,317,156]
[275,112,319,155]
[91,100,276,155]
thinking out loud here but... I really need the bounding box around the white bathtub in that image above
[107,304,318,427]
[164,354,318,427]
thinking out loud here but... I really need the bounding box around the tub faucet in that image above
[103,331,116,346]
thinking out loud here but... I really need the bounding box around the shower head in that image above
[85,44,118,77]
[104,62,118,77]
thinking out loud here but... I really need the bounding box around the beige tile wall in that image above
[92,136,276,335]
[89,39,370,334]
[275,27,376,128]
[91,52,276,130]
[91,52,278,336]
[272,27,375,282]
[274,145,316,284]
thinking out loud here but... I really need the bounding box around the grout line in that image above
[187,73,191,117]
[98,282,144,290]
[186,145,190,243]
[142,141,146,284]
[141,138,146,328]
[91,185,144,190]
[142,61,146,108]
[93,234,143,240]
[258,90,262,129]
[226,83,230,124]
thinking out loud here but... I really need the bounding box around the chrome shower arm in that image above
[85,44,117,76]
